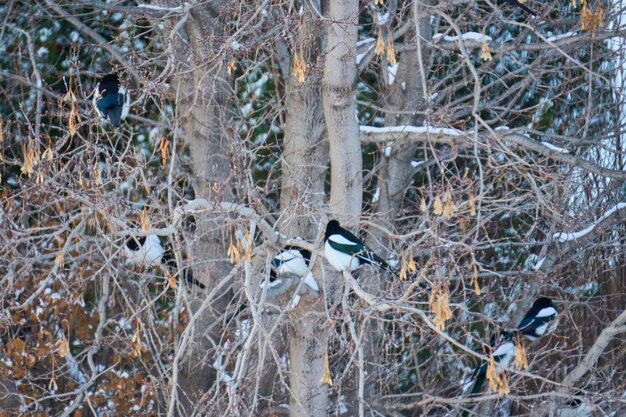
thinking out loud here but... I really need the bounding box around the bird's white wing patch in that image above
[536,307,557,318]
[92,84,104,118]
[120,86,131,120]
[493,341,515,358]
[328,234,358,245]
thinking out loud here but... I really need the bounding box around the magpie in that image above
[125,234,164,267]
[464,331,516,398]
[517,297,558,341]
[92,73,131,127]
[463,297,558,407]
[268,246,319,291]
[324,220,395,273]
[496,0,535,15]
[124,234,205,289]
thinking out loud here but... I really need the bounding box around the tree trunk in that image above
[323,0,362,225]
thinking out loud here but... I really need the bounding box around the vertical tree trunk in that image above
[279,5,333,417]
[160,3,234,413]
[323,0,362,224]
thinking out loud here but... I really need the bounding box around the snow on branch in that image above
[553,203,626,243]
[433,32,492,43]
[360,125,464,145]
[540,141,569,154]
[545,32,577,42]
[137,4,184,12]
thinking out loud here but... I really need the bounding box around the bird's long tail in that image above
[461,365,487,417]
[162,247,206,289]
[516,0,535,15]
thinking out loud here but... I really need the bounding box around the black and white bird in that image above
[516,297,559,341]
[267,246,319,291]
[324,220,395,273]
[497,0,535,15]
[92,73,131,127]
[464,297,558,402]
[124,234,205,289]
[125,234,164,267]
[464,331,516,398]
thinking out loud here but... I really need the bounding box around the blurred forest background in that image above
[0,0,625,416]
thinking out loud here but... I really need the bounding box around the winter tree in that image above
[0,0,625,416]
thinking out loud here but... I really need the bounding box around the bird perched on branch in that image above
[92,73,130,127]
[464,331,516,398]
[124,234,205,289]
[516,297,559,341]
[497,0,535,15]
[324,220,395,273]
[463,297,559,406]
[268,246,319,291]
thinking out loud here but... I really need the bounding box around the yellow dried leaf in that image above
[159,137,169,168]
[54,251,64,267]
[514,333,528,370]
[399,253,408,281]
[375,0,384,4]
[420,197,427,213]
[386,31,397,65]
[596,6,604,27]
[93,162,101,186]
[433,195,443,215]
[429,282,453,330]
[443,199,455,219]
[486,353,510,394]
[480,40,493,61]
[375,30,385,55]
[21,143,36,176]
[227,56,236,77]
[36,170,44,184]
[571,0,576,7]
[131,325,142,358]
[42,146,53,161]
[56,333,70,357]
[293,50,306,83]
[140,208,150,232]
[321,347,333,386]
[469,189,476,217]
[68,99,80,137]
[168,274,177,289]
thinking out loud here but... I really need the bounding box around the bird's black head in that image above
[126,235,146,251]
[99,73,120,95]
[532,297,555,309]
[325,220,340,239]
[284,245,312,262]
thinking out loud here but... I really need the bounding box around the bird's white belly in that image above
[325,241,360,271]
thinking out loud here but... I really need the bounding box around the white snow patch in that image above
[494,125,510,131]
[137,4,184,12]
[411,160,425,168]
[360,124,463,137]
[541,141,569,153]
[545,32,577,42]
[554,202,626,242]
[433,32,492,43]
